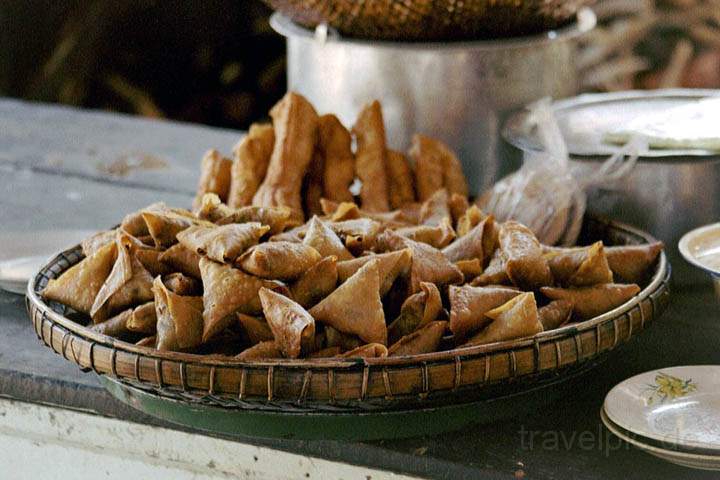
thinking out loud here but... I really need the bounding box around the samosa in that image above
[159,243,202,278]
[227,123,275,208]
[235,340,282,360]
[388,321,447,356]
[259,288,315,358]
[237,313,275,345]
[499,221,553,290]
[238,241,321,280]
[341,343,388,359]
[544,241,613,287]
[540,284,641,320]
[125,301,158,335]
[419,189,451,227]
[538,300,574,330]
[448,285,521,339]
[153,277,204,352]
[387,282,442,344]
[290,256,338,308]
[177,222,269,264]
[605,242,664,283]
[217,205,297,235]
[303,216,353,260]
[465,292,543,346]
[336,248,412,296]
[309,259,387,345]
[396,218,456,249]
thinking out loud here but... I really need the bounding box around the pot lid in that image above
[503,89,720,158]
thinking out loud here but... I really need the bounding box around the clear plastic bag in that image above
[478,98,643,246]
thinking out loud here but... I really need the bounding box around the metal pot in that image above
[271,11,596,194]
[503,90,720,285]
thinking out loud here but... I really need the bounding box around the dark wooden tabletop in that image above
[2,98,719,480]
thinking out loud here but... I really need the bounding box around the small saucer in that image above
[0,230,94,295]
[604,366,720,453]
[601,407,720,471]
[679,223,720,294]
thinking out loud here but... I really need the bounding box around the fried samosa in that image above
[396,218,456,249]
[465,292,542,346]
[238,241,321,280]
[125,301,158,335]
[235,340,282,360]
[321,199,414,227]
[341,343,388,359]
[259,288,315,358]
[142,208,213,249]
[159,243,202,279]
[193,149,232,210]
[153,277,204,352]
[544,241,613,287]
[388,321,447,356]
[448,285,521,339]
[456,205,486,237]
[336,248,412,297]
[409,134,468,201]
[499,221,553,290]
[290,255,338,308]
[442,216,494,264]
[42,241,117,315]
[253,92,319,222]
[455,258,484,283]
[448,193,470,223]
[227,123,275,208]
[387,282,443,344]
[237,313,275,345]
[324,325,364,351]
[538,300,574,330]
[90,308,132,337]
[419,189,451,227]
[177,222,269,264]
[200,257,285,341]
[217,205,296,235]
[319,114,355,203]
[303,216,353,261]
[309,259,387,345]
[386,149,416,209]
[162,272,201,296]
[470,249,510,286]
[193,193,233,222]
[377,230,463,292]
[352,100,390,212]
[605,242,664,283]
[540,283,641,320]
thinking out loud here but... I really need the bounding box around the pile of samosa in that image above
[42,92,664,360]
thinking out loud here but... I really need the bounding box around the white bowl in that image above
[679,223,720,294]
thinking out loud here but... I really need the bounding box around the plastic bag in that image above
[478,98,643,246]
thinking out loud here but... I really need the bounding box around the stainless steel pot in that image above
[503,90,720,285]
[271,11,596,194]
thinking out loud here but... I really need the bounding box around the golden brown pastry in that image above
[125,301,158,335]
[386,149,416,209]
[160,244,202,279]
[465,292,542,346]
[90,309,132,337]
[456,205,486,237]
[177,223,269,264]
[442,216,494,263]
[90,233,154,321]
[153,277,204,352]
[318,114,355,203]
[81,229,118,257]
[303,216,353,261]
[544,241,613,287]
[419,189,451,226]
[352,100,390,212]
[605,242,664,283]
[448,193,470,223]
[336,248,412,297]
[235,340,282,360]
[309,346,343,358]
[540,283,641,320]
[193,149,233,210]
[253,92,319,222]
[448,285,521,339]
[162,272,201,296]
[388,321,447,356]
[135,248,173,277]
[238,241,321,280]
[237,313,275,345]
[321,200,415,228]
[136,336,157,348]
[259,288,315,359]
[395,219,456,249]
[309,259,387,345]
[341,343,388,359]
[387,282,442,344]
[499,221,553,290]
[193,193,233,222]
[290,256,338,308]
[538,300,574,330]
[41,241,117,315]
[217,205,297,235]
[227,123,275,208]
[142,208,213,249]
[409,134,468,201]
[470,249,510,286]
[199,257,285,342]
[377,230,463,292]
[324,325,364,351]
[455,258,484,283]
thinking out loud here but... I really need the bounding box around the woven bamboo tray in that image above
[26,217,670,420]
[263,0,595,41]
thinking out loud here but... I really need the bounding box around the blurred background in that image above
[1,0,719,131]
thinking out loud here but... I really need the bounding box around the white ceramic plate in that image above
[0,230,95,295]
[604,366,720,452]
[601,407,720,471]
[679,223,720,276]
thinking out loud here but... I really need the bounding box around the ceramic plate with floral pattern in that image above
[604,366,720,452]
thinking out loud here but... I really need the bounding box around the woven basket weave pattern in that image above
[264,0,594,41]
[27,217,669,413]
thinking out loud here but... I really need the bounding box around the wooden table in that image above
[1,98,719,479]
